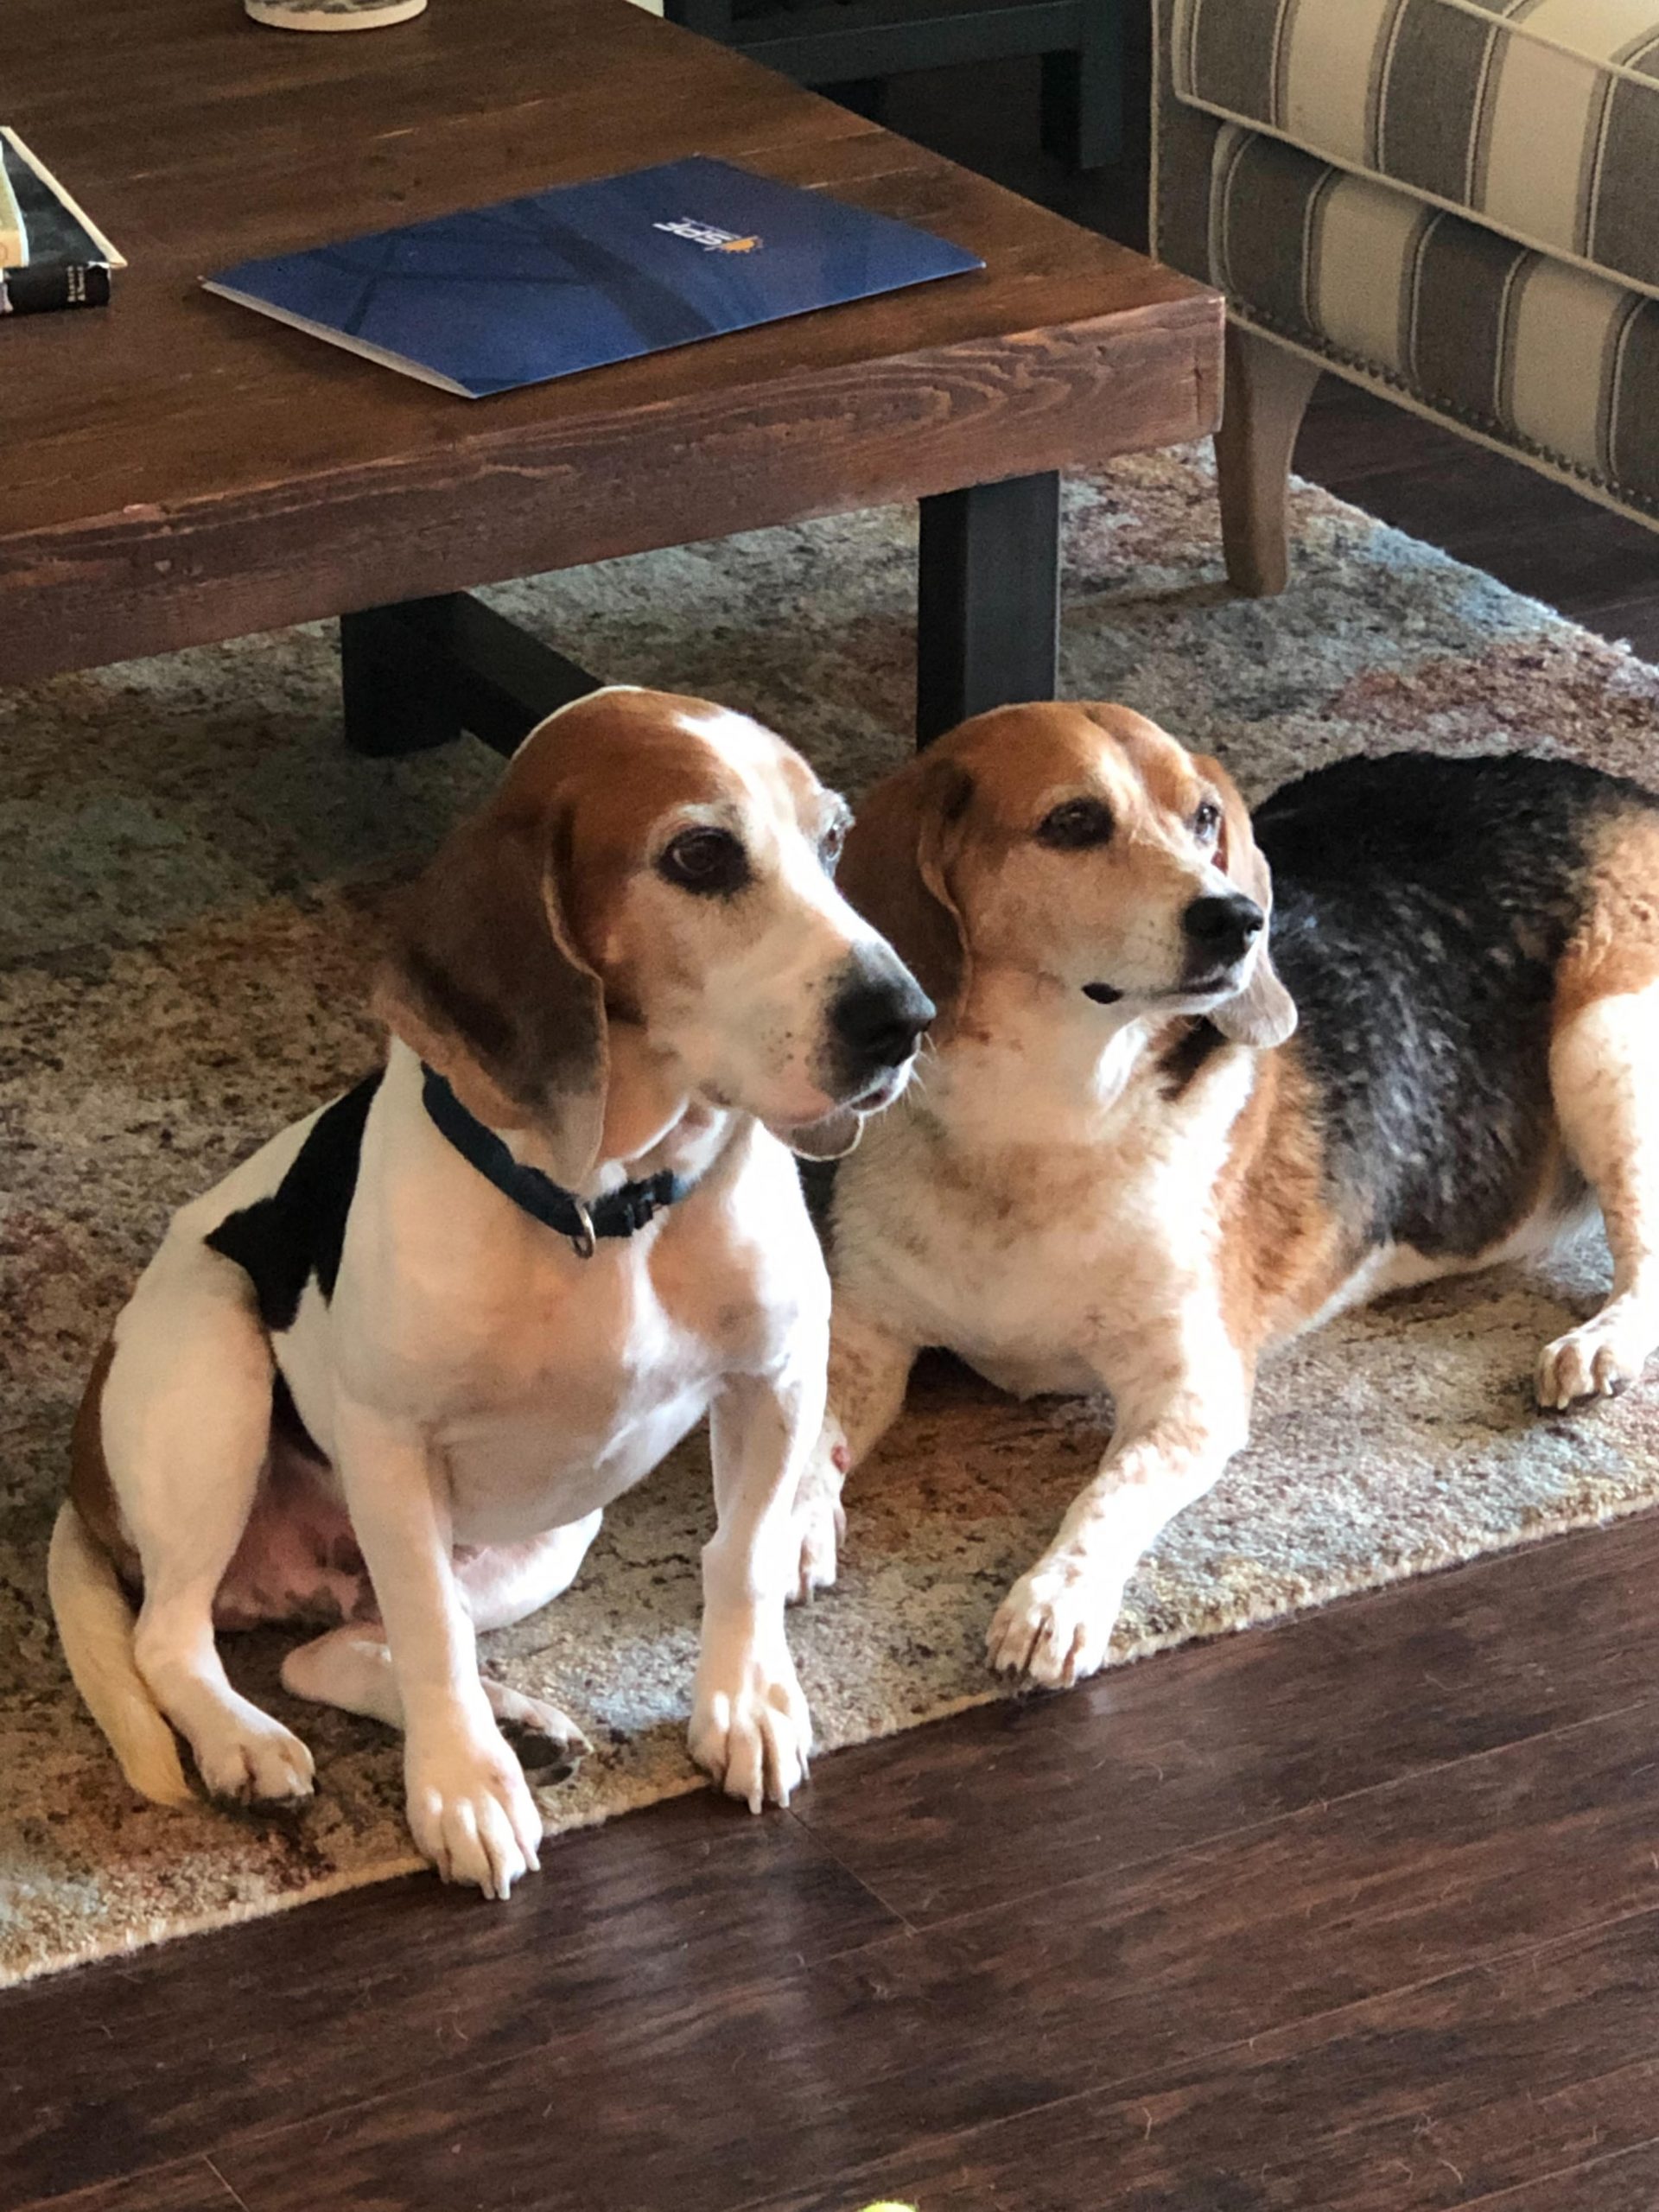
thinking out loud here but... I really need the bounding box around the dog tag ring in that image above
[567,1197,598,1262]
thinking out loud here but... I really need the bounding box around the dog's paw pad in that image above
[493,1692,590,1777]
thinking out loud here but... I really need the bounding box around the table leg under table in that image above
[915,469,1060,743]
[340,594,599,760]
[340,468,1061,760]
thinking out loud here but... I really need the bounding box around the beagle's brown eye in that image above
[818,819,848,874]
[1193,798,1223,843]
[658,826,749,896]
[1037,797,1114,849]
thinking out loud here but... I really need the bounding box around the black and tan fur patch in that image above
[206,1071,382,1334]
[1254,752,1656,1274]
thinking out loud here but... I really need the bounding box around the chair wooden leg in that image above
[1214,324,1322,597]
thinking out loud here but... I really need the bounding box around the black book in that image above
[1,128,124,317]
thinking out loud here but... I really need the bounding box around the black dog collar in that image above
[421,1065,693,1259]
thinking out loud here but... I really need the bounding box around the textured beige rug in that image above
[4,447,1659,1989]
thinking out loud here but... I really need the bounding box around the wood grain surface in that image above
[10,1512,1659,2212]
[1,0,1217,684]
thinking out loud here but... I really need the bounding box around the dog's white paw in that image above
[988,1567,1119,1690]
[484,1681,593,1773]
[405,1725,544,1899]
[194,1700,315,1806]
[689,1644,812,1812]
[1537,1300,1656,1410]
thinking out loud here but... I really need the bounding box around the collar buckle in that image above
[421,1065,694,1253]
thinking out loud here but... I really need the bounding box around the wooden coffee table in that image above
[3,0,1220,753]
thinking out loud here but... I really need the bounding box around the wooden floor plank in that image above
[18,1513,1659,2211]
[788,1512,1659,1927]
[0,1795,899,2206]
[19,2163,243,2212]
[200,1643,1659,2212]
[738,1922,1659,2212]
[1459,2145,1659,2211]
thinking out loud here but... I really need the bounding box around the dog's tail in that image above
[47,1500,194,1806]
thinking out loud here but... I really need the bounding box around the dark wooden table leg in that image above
[340,595,601,759]
[347,470,1060,762]
[340,606,465,758]
[916,470,1060,746]
[661,0,735,33]
[1041,2,1126,170]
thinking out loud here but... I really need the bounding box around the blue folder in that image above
[204,156,985,398]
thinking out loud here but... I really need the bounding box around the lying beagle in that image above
[798,702,1659,1688]
[49,687,931,1896]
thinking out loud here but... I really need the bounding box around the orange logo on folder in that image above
[653,216,765,254]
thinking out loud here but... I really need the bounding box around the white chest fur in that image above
[833,1014,1255,1396]
[277,1071,824,1547]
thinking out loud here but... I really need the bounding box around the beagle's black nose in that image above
[1183,893,1263,962]
[831,968,935,1071]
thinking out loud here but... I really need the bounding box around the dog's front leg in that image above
[988,1346,1250,1692]
[792,1295,917,1600]
[690,1359,818,1811]
[333,1401,544,1898]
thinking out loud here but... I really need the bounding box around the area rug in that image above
[4,446,1659,1990]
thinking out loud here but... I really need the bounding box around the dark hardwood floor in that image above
[14,1511,1659,2212]
[1295,378,1659,664]
[14,43,1659,2212]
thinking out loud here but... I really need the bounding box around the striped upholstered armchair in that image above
[1154,0,1659,594]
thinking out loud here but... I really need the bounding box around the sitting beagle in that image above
[798,702,1659,1689]
[49,687,931,1897]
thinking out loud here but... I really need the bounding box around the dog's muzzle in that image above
[828,954,935,1092]
[1181,892,1262,984]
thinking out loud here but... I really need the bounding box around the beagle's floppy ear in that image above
[837,754,973,1033]
[374,799,609,1186]
[1194,756,1297,1051]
